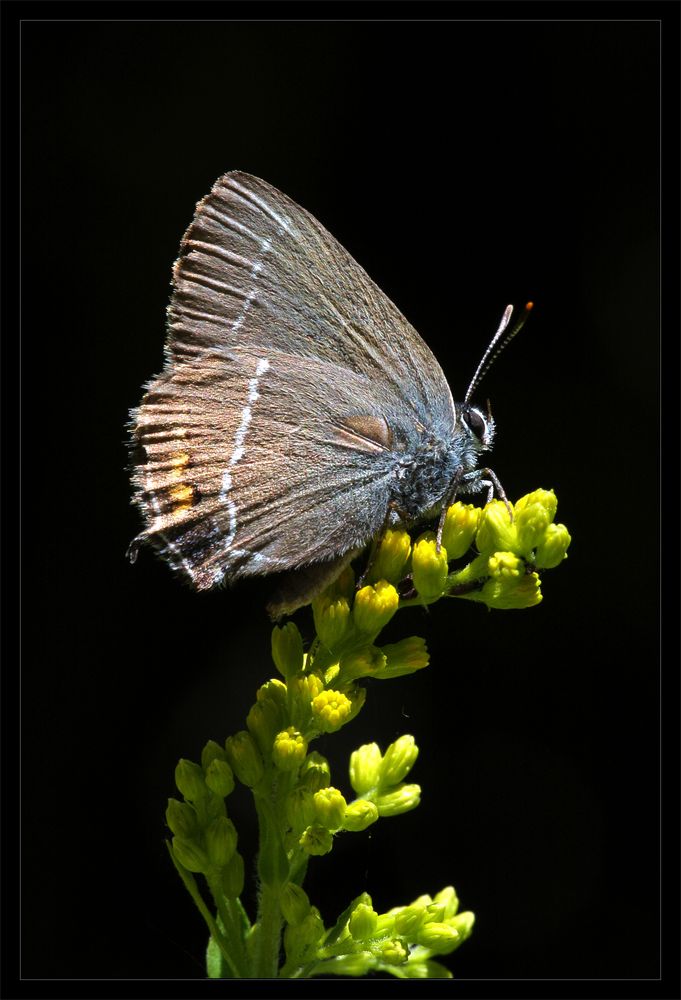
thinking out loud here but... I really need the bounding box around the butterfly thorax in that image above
[389,419,487,522]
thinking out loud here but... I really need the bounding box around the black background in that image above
[12,4,672,994]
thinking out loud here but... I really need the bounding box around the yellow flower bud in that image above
[380,735,419,787]
[312,593,351,649]
[349,742,383,795]
[352,581,399,634]
[374,782,421,817]
[313,786,347,831]
[535,522,571,568]
[475,499,518,554]
[311,689,353,733]
[411,532,449,599]
[272,727,308,771]
[479,570,543,609]
[271,621,304,679]
[368,528,412,584]
[487,551,524,580]
[441,502,481,559]
[380,938,409,965]
[513,489,557,555]
[342,799,379,832]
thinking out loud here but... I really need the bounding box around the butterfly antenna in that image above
[464,302,534,404]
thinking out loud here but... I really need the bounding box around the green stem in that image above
[166,843,241,978]
[254,879,285,977]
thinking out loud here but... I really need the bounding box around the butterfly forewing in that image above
[168,172,455,428]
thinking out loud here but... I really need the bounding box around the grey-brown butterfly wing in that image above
[130,346,401,603]
[130,172,459,607]
[166,171,456,431]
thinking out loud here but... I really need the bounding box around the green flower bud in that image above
[204,758,235,798]
[349,742,383,795]
[475,499,518,554]
[380,938,409,965]
[311,689,353,733]
[283,906,325,958]
[325,953,374,976]
[312,592,351,649]
[380,735,419,787]
[299,751,331,792]
[201,739,227,772]
[221,850,245,898]
[368,528,412,584]
[313,786,347,831]
[393,900,428,938]
[271,621,304,679]
[448,910,475,941]
[204,789,227,821]
[441,501,481,559]
[352,581,399,634]
[338,645,387,681]
[411,532,449,599]
[349,902,379,940]
[535,522,571,568]
[272,727,308,771]
[299,824,334,856]
[433,885,459,918]
[280,882,311,926]
[171,835,209,874]
[175,759,208,803]
[374,637,429,679]
[375,782,421,817]
[165,798,199,840]
[204,815,238,869]
[416,921,460,954]
[342,799,379,832]
[224,731,264,788]
[247,695,285,755]
[285,786,317,833]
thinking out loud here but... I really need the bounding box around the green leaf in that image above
[207,933,233,979]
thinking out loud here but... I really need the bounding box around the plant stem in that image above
[254,880,284,977]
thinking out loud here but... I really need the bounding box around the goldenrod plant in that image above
[165,490,571,979]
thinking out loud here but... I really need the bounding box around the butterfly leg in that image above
[435,469,465,552]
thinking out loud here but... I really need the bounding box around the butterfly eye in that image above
[463,406,487,440]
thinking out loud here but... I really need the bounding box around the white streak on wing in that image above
[219,358,271,553]
[227,178,292,232]
[231,238,271,335]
